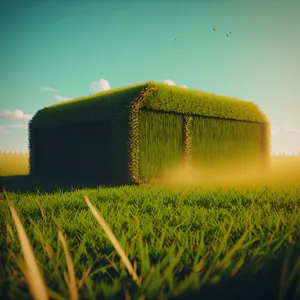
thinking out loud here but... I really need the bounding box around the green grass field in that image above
[0,152,300,300]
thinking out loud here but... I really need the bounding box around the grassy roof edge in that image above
[29,81,269,130]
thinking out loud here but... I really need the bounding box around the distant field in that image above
[0,152,29,176]
[0,151,299,177]
[0,152,299,299]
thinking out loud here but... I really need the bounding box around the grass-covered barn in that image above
[29,81,270,186]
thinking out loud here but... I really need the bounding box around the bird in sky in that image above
[226,34,229,37]
[213,28,217,31]
[174,37,179,41]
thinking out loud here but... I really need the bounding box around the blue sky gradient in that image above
[0,0,299,154]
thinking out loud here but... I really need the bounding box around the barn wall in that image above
[191,116,262,170]
[29,129,46,177]
[137,110,264,182]
[260,122,271,168]
[29,111,267,186]
[139,110,184,178]
[111,115,132,185]
[31,121,114,185]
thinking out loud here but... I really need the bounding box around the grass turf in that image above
[0,154,299,300]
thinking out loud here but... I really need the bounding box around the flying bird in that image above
[174,37,179,41]
[213,28,217,31]
[226,34,229,37]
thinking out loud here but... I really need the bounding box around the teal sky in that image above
[0,0,299,155]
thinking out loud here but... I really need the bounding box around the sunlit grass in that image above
[84,194,142,287]
[1,182,300,299]
[6,192,49,300]
[0,152,299,299]
[58,230,78,300]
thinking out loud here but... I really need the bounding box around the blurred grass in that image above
[1,184,300,299]
[0,152,298,177]
[0,152,29,176]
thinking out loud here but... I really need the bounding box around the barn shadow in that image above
[0,175,130,194]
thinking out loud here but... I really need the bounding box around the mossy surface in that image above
[139,110,184,178]
[29,81,270,184]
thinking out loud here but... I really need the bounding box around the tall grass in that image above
[1,183,300,299]
[7,196,49,300]
[84,194,141,287]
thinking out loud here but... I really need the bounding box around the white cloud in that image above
[41,87,57,92]
[90,78,111,93]
[162,80,188,89]
[163,79,176,86]
[100,79,111,91]
[279,124,300,134]
[0,109,32,121]
[53,94,72,102]
[41,86,72,102]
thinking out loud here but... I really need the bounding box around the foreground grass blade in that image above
[7,200,49,300]
[84,194,142,286]
[58,230,79,300]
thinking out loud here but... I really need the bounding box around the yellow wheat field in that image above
[0,152,299,188]
[0,152,29,176]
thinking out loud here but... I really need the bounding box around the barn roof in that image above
[29,81,269,130]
